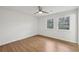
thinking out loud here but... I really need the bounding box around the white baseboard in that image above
[0,34,78,46]
[0,34,37,46]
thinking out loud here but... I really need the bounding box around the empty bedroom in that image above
[0,6,79,52]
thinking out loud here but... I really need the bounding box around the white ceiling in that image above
[1,6,78,16]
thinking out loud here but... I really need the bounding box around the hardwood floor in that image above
[0,35,79,52]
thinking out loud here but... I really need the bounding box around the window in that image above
[58,16,70,30]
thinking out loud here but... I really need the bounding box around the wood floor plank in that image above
[0,35,79,52]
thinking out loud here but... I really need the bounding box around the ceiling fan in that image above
[34,6,48,14]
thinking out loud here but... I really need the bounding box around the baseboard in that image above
[37,35,78,46]
[0,34,37,46]
[0,34,78,47]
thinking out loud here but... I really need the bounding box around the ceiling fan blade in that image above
[34,11,39,14]
[42,11,48,13]
[34,6,42,14]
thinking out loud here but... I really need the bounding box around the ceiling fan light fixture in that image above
[38,11,43,14]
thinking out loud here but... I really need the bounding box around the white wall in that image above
[39,10,77,43]
[0,7,38,46]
